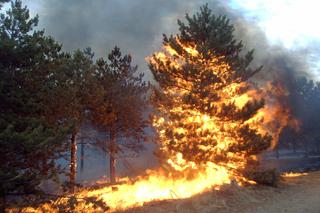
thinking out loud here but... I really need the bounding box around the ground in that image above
[121,171,320,213]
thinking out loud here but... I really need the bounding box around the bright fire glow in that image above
[81,38,297,211]
[82,165,231,210]
[16,38,298,212]
[282,172,308,177]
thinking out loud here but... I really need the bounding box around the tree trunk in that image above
[80,142,84,173]
[291,134,297,154]
[70,128,78,193]
[109,132,116,184]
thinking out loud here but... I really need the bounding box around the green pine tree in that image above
[0,0,69,204]
[90,47,150,183]
[43,48,98,192]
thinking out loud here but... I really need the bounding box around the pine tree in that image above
[90,47,150,183]
[149,5,272,176]
[42,48,97,192]
[0,0,69,201]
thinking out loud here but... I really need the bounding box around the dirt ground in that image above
[122,171,320,213]
[246,171,320,213]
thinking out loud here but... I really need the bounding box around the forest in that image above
[1,0,320,212]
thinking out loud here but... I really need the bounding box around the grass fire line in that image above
[6,6,302,213]
[19,38,300,213]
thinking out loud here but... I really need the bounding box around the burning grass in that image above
[8,38,299,212]
[7,33,303,213]
[282,172,308,178]
[7,179,258,212]
[7,170,313,212]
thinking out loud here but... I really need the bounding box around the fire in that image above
[80,39,296,212]
[282,172,308,177]
[81,165,231,210]
[17,39,297,212]
[149,37,295,165]
[81,38,299,211]
[78,38,297,211]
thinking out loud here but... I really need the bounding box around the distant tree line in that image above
[279,77,320,156]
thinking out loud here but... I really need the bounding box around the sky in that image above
[2,0,320,80]
[230,0,320,49]
[229,0,320,77]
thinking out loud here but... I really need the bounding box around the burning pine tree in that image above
[148,5,288,182]
[8,5,299,212]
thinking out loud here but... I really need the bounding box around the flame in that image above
[81,38,296,211]
[282,172,308,177]
[149,38,296,161]
[81,164,231,211]
[15,39,298,212]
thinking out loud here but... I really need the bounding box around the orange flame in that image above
[83,39,297,211]
[20,39,298,212]
[282,172,307,177]
[82,39,297,211]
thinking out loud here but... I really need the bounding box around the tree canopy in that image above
[149,4,271,176]
[0,0,69,195]
[91,46,150,183]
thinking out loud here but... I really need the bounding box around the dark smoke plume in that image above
[19,0,319,173]
[24,0,313,83]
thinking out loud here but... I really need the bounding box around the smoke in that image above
[21,0,314,83]
[24,0,208,80]
[26,0,315,133]
[18,0,318,172]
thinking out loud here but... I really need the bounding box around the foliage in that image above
[172,4,261,81]
[0,0,69,196]
[43,48,96,127]
[90,46,150,182]
[244,168,280,186]
[91,46,150,155]
[149,5,271,170]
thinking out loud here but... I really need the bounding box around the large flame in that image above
[83,39,297,212]
[15,39,298,212]
[82,165,231,210]
[78,39,297,211]
[149,38,297,169]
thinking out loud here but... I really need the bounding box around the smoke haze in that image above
[19,0,314,82]
[8,0,319,180]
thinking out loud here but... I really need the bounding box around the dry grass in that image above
[7,171,320,213]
